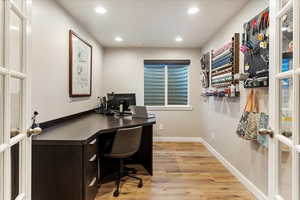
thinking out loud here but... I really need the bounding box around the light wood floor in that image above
[96,142,255,200]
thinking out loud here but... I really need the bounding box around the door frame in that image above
[0,0,32,200]
[269,0,300,199]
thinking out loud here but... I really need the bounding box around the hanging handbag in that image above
[236,89,260,140]
[236,89,254,137]
[243,90,260,140]
[257,112,269,148]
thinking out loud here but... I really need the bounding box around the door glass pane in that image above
[0,75,3,144]
[11,143,19,199]
[279,78,293,139]
[281,0,290,8]
[0,0,4,67]
[12,0,23,11]
[280,8,293,72]
[278,142,292,200]
[10,10,23,72]
[10,78,22,138]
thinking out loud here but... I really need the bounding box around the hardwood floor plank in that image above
[95,142,255,200]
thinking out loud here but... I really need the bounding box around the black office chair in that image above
[105,126,143,197]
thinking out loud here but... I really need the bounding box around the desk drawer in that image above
[85,176,98,200]
[86,138,97,158]
[86,153,98,183]
[84,144,98,200]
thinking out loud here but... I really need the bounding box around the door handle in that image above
[258,128,274,138]
[27,127,42,137]
[11,128,21,137]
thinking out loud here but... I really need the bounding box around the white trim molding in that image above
[199,138,268,200]
[153,137,202,142]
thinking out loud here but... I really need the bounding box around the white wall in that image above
[103,47,203,137]
[200,0,269,195]
[31,0,104,122]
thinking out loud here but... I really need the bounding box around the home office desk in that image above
[32,113,156,200]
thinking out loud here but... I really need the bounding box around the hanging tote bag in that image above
[236,89,254,137]
[257,112,269,148]
[236,89,260,140]
[244,90,260,140]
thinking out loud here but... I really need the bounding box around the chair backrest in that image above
[110,126,143,158]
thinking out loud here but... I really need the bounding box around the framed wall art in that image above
[69,30,93,97]
[200,52,210,88]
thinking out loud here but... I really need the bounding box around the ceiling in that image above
[56,0,249,48]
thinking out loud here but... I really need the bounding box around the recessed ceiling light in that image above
[175,36,183,42]
[187,7,199,15]
[95,6,107,15]
[115,36,123,42]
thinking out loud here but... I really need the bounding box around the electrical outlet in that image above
[159,124,164,130]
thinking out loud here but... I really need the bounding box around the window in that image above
[144,60,190,107]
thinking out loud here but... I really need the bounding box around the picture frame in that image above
[200,52,210,88]
[69,30,93,97]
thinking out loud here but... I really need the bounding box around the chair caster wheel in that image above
[138,181,143,188]
[113,191,119,197]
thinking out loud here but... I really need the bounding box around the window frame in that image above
[144,64,193,111]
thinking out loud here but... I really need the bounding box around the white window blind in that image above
[168,65,188,105]
[144,60,190,106]
[144,64,165,106]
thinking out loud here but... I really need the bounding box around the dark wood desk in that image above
[32,113,155,200]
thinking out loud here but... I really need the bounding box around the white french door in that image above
[269,0,300,199]
[0,0,32,200]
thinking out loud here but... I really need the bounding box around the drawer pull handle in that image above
[88,177,97,187]
[89,139,97,145]
[89,154,97,162]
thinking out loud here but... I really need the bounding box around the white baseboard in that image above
[153,137,202,142]
[199,138,268,200]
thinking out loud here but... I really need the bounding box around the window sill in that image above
[146,105,193,111]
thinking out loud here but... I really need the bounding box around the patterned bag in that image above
[244,112,260,140]
[257,113,269,148]
[236,90,253,137]
[236,111,250,137]
[236,89,260,140]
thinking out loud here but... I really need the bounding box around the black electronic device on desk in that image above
[95,96,108,114]
[107,93,136,116]
[241,8,270,88]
